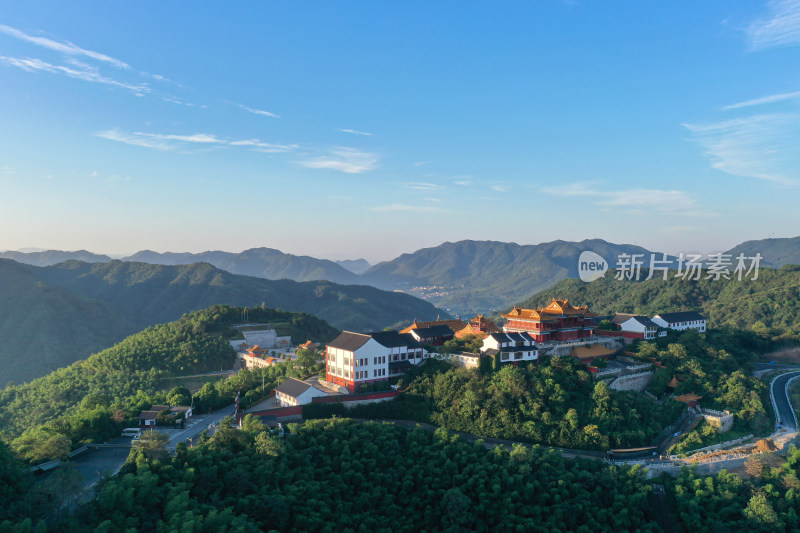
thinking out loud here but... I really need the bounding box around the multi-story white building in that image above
[326,331,428,392]
[651,311,706,332]
[481,332,538,364]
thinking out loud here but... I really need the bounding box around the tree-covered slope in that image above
[0,305,337,443]
[33,260,443,333]
[0,260,134,385]
[0,259,441,384]
[514,265,800,340]
[44,419,662,532]
[725,236,800,268]
[362,239,666,314]
[123,247,361,285]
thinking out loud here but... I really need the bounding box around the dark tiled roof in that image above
[139,410,160,420]
[412,325,455,338]
[327,331,372,352]
[371,331,424,349]
[275,378,313,398]
[611,313,636,325]
[654,311,706,323]
[628,316,660,329]
[487,332,510,343]
[487,332,536,345]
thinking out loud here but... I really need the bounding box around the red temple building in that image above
[501,298,597,343]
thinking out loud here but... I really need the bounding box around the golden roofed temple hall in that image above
[502,298,597,343]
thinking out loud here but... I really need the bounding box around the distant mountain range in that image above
[0,259,443,385]
[3,235,798,316]
[122,248,362,285]
[360,239,664,313]
[335,258,372,275]
[0,249,111,266]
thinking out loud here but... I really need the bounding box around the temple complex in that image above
[502,298,597,343]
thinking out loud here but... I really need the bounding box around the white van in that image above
[122,428,142,438]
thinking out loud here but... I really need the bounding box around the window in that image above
[514,352,522,360]
[501,353,509,361]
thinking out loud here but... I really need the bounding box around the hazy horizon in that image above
[2,232,795,265]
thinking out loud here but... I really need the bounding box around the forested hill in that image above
[34,260,443,331]
[515,264,800,340]
[724,236,800,268]
[123,247,362,285]
[0,260,442,384]
[0,260,134,385]
[361,239,665,314]
[0,305,336,459]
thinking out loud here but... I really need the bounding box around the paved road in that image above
[41,404,239,493]
[771,371,800,430]
[165,404,237,449]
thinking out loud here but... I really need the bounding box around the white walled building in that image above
[651,311,706,332]
[274,378,328,407]
[326,331,427,392]
[618,316,663,340]
[481,332,538,364]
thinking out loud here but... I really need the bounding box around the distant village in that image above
[228,298,708,412]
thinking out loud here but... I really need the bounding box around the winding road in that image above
[770,370,800,431]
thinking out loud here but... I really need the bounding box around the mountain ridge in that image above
[0,259,444,385]
[3,235,798,316]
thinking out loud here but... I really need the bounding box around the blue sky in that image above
[1,1,799,262]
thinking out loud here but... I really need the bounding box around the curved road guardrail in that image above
[770,370,800,431]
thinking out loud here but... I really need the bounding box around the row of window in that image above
[500,352,534,361]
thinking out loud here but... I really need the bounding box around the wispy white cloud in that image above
[0,55,149,93]
[297,147,378,174]
[368,204,446,213]
[405,182,445,191]
[542,182,708,215]
[96,128,298,153]
[132,132,224,144]
[452,178,472,187]
[95,129,173,150]
[0,24,129,68]
[228,139,298,153]
[683,113,798,184]
[747,0,800,50]
[723,90,800,110]
[490,184,509,193]
[336,128,374,136]
[237,103,280,118]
